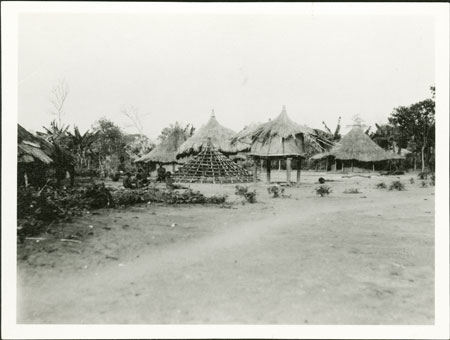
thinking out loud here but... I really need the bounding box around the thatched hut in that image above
[18,124,55,186]
[249,106,314,184]
[136,125,188,172]
[311,125,404,172]
[176,110,239,158]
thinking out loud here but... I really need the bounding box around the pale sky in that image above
[18,12,435,140]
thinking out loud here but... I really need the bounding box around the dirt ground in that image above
[17,170,435,324]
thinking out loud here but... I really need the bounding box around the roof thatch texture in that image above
[136,127,187,164]
[249,106,313,158]
[328,126,404,162]
[229,122,262,152]
[176,111,238,158]
[18,124,54,164]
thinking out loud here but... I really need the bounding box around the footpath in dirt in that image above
[17,172,435,324]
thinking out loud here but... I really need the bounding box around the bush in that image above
[389,180,405,191]
[420,181,428,188]
[375,182,387,189]
[343,188,361,194]
[417,171,429,180]
[315,185,332,197]
[409,178,415,184]
[267,185,284,198]
[235,185,257,203]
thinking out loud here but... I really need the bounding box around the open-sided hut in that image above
[311,125,404,172]
[136,126,187,172]
[173,139,253,184]
[176,110,239,159]
[249,106,314,184]
[18,124,55,186]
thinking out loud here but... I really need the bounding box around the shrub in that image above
[409,178,415,184]
[389,180,405,191]
[315,185,332,197]
[344,188,361,194]
[267,185,284,198]
[417,171,429,180]
[376,182,387,189]
[318,177,326,184]
[420,181,428,188]
[234,185,257,203]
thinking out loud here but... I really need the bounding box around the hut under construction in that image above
[311,125,404,172]
[173,139,253,184]
[249,106,314,185]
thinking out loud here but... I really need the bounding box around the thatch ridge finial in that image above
[211,109,215,118]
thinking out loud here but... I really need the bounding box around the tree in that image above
[49,79,69,127]
[66,126,99,169]
[91,118,128,174]
[158,122,195,142]
[388,87,435,172]
[369,123,401,153]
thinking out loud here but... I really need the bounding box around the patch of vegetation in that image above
[267,185,284,198]
[343,188,361,194]
[375,182,387,189]
[430,174,435,186]
[409,177,415,184]
[235,185,257,203]
[389,180,405,191]
[18,184,227,240]
[417,171,429,180]
[420,181,428,188]
[315,185,332,197]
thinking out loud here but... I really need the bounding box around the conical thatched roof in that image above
[18,124,54,164]
[249,106,313,158]
[328,126,404,162]
[173,140,253,184]
[176,111,238,158]
[229,122,262,152]
[136,127,187,164]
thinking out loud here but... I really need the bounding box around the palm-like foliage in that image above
[66,126,100,169]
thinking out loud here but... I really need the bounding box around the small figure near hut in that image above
[123,172,136,189]
[165,172,187,190]
[157,165,166,182]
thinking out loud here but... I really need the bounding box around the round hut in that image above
[311,124,404,172]
[249,106,314,185]
[176,110,239,159]
[136,124,188,173]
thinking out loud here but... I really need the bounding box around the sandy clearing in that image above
[17,171,435,324]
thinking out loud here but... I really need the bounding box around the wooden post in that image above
[266,159,271,183]
[260,159,264,175]
[278,160,281,170]
[296,157,301,185]
[24,173,29,188]
[334,159,337,172]
[253,159,258,183]
[325,157,329,172]
[351,161,354,172]
[286,157,292,185]
[172,163,176,173]
[373,163,375,172]
[341,160,344,172]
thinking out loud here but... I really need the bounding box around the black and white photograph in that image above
[2,2,449,339]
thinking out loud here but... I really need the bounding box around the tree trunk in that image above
[253,159,258,183]
[421,145,426,172]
